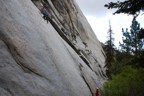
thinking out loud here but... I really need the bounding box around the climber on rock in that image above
[40,7,49,23]
[95,87,99,96]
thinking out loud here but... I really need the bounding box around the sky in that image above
[75,0,144,47]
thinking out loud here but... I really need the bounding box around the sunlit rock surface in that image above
[0,0,106,96]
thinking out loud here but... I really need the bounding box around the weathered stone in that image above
[0,0,106,96]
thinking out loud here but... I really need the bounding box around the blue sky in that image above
[75,0,144,47]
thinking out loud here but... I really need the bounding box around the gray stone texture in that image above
[0,0,106,96]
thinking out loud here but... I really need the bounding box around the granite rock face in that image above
[0,0,106,96]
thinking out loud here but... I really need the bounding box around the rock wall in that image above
[0,0,106,96]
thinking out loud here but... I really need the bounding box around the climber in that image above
[95,88,99,96]
[40,7,49,23]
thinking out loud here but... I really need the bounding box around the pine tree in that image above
[130,16,143,57]
[120,16,144,64]
[105,0,144,39]
[104,20,115,76]
[105,0,144,15]
[105,20,115,68]
[120,16,143,57]
[120,28,131,54]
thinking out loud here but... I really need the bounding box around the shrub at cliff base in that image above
[102,66,144,96]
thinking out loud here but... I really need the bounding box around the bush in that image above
[102,66,144,96]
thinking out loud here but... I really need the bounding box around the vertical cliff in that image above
[0,0,106,96]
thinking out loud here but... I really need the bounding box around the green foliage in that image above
[103,66,144,96]
[138,28,144,39]
[120,28,131,53]
[119,16,144,67]
[132,49,144,68]
[130,17,143,56]
[103,1,144,95]
[104,0,144,15]
[102,18,144,94]
[120,16,144,56]
[108,49,133,75]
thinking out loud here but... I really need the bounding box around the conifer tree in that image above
[105,0,144,15]
[105,0,144,38]
[104,20,115,70]
[120,16,143,57]
[130,16,143,57]
[120,28,131,54]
